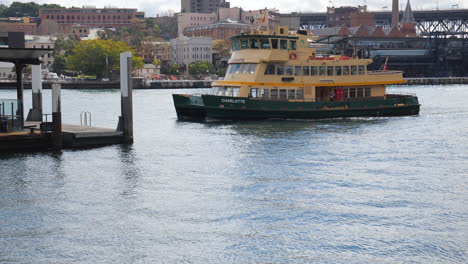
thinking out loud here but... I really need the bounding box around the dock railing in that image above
[0,99,21,132]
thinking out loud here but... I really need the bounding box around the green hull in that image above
[173,94,420,120]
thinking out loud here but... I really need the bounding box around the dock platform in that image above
[0,122,123,152]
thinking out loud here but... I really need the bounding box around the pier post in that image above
[118,52,133,143]
[51,83,62,150]
[15,63,24,129]
[26,64,43,121]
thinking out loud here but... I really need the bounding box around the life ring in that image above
[289,53,297,60]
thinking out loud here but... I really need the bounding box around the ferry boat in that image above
[173,25,420,120]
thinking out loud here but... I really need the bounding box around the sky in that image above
[2,0,466,17]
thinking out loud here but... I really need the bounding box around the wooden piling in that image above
[119,52,133,143]
[51,83,62,150]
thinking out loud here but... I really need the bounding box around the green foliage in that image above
[152,59,161,66]
[53,35,77,56]
[188,61,214,75]
[51,55,66,74]
[66,39,143,78]
[0,2,63,17]
[160,63,179,75]
[213,39,230,57]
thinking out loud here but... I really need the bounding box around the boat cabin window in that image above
[271,39,278,49]
[343,66,350,75]
[359,65,365,75]
[351,66,357,75]
[327,66,334,76]
[270,89,278,99]
[311,66,318,76]
[349,88,356,98]
[234,64,241,73]
[248,64,257,74]
[297,89,304,99]
[319,66,326,76]
[280,39,288,50]
[250,38,259,49]
[288,89,296,99]
[261,89,269,99]
[232,87,240,96]
[294,66,301,76]
[260,38,270,49]
[277,65,285,75]
[357,87,364,97]
[289,40,297,50]
[285,66,293,76]
[232,39,240,51]
[265,64,275,75]
[335,66,342,76]
[211,86,219,95]
[240,64,248,73]
[302,66,310,76]
[240,39,248,49]
[365,87,371,97]
[249,88,260,98]
[279,89,287,100]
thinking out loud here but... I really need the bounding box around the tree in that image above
[0,2,63,17]
[51,55,66,75]
[160,63,179,75]
[53,35,77,56]
[188,61,214,75]
[213,39,230,57]
[66,39,143,78]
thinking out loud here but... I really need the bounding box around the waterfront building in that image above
[169,36,213,68]
[181,0,230,13]
[183,21,249,42]
[139,41,170,64]
[177,12,217,36]
[0,17,38,35]
[25,35,56,70]
[38,6,144,34]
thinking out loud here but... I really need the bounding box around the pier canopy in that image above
[0,47,52,130]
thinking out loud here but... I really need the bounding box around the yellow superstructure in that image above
[212,26,405,102]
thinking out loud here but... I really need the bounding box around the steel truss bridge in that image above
[297,9,468,37]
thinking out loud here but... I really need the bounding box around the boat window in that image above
[221,87,230,96]
[288,89,296,99]
[351,65,357,75]
[289,40,297,50]
[285,66,294,76]
[311,66,318,76]
[249,88,260,98]
[279,89,287,100]
[359,65,365,75]
[302,66,310,76]
[265,64,275,75]
[260,38,270,49]
[234,64,241,73]
[249,64,257,74]
[319,66,326,76]
[232,87,239,97]
[240,39,248,49]
[250,38,259,49]
[227,65,233,74]
[271,39,278,49]
[261,88,269,99]
[232,39,240,51]
[297,89,304,99]
[343,66,350,75]
[294,66,301,76]
[335,66,342,76]
[280,39,288,50]
[349,88,356,98]
[240,64,248,73]
[327,66,334,76]
[211,87,219,95]
[270,89,278,100]
[357,87,364,97]
[343,88,349,98]
[277,65,285,75]
[365,87,371,97]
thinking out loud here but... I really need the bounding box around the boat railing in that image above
[368,70,402,75]
[386,93,417,98]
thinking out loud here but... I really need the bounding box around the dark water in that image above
[1,85,467,263]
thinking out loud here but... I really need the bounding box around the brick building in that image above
[183,21,249,42]
[39,7,144,29]
[0,17,38,34]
